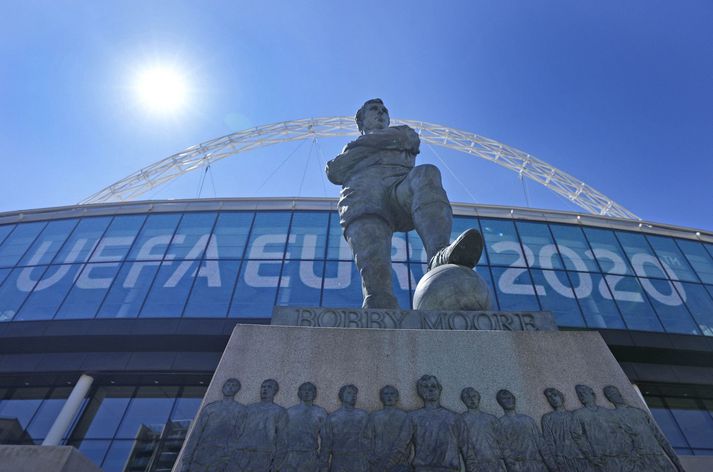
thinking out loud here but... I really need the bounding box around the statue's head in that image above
[460,387,481,410]
[496,389,516,411]
[222,378,241,397]
[338,384,358,407]
[544,387,564,409]
[260,379,279,401]
[356,98,390,134]
[379,385,399,407]
[575,384,596,406]
[298,382,317,403]
[416,374,442,403]
[603,385,625,406]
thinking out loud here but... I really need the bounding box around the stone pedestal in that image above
[174,324,681,471]
[0,445,101,472]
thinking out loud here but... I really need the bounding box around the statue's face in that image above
[603,386,624,405]
[418,378,441,403]
[576,385,595,405]
[497,390,516,410]
[222,378,241,397]
[461,388,480,409]
[544,389,564,408]
[361,101,390,132]
[298,383,317,402]
[341,386,358,406]
[260,380,278,401]
[380,386,399,407]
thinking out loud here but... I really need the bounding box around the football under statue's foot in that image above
[427,228,484,271]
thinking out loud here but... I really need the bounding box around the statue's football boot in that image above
[427,228,484,271]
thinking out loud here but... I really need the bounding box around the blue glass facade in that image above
[1,208,712,336]
[0,199,712,469]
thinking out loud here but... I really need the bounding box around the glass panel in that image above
[244,212,291,260]
[229,259,281,317]
[126,214,181,261]
[166,212,217,260]
[641,278,699,334]
[0,224,15,246]
[286,212,328,260]
[74,439,110,467]
[89,215,146,263]
[667,397,713,449]
[170,387,207,422]
[15,264,83,321]
[140,261,198,317]
[0,268,9,288]
[480,219,526,267]
[321,260,362,307]
[574,272,626,329]
[682,283,713,336]
[409,263,428,301]
[56,263,122,319]
[531,269,584,327]
[608,275,663,332]
[211,212,253,259]
[583,227,633,275]
[73,386,134,439]
[676,239,713,284]
[616,231,668,279]
[490,266,540,311]
[277,260,323,307]
[25,387,71,441]
[647,235,700,282]
[645,396,688,448]
[0,387,48,434]
[183,260,241,317]
[115,387,178,439]
[392,262,411,309]
[549,224,599,272]
[101,440,135,472]
[19,219,78,266]
[327,213,351,260]
[516,221,563,269]
[0,222,46,268]
[475,266,498,310]
[0,266,45,321]
[97,261,160,318]
[54,217,112,264]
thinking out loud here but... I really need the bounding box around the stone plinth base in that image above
[0,445,101,472]
[175,324,674,471]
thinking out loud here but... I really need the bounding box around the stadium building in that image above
[1,118,712,471]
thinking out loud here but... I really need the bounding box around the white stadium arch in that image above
[81,117,639,220]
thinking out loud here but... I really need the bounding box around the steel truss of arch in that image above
[81,117,639,220]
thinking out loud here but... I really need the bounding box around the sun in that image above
[134,66,188,114]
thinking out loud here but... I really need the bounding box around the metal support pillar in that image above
[42,373,94,446]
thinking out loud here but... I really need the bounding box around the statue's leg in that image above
[398,164,483,270]
[344,216,399,309]
[397,164,452,260]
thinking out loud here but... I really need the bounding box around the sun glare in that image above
[134,66,188,114]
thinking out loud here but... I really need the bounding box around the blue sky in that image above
[1,0,711,230]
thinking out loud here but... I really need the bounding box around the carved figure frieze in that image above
[233,379,288,472]
[321,384,369,472]
[459,387,505,472]
[365,385,410,472]
[280,382,328,472]
[179,379,685,472]
[181,378,246,472]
